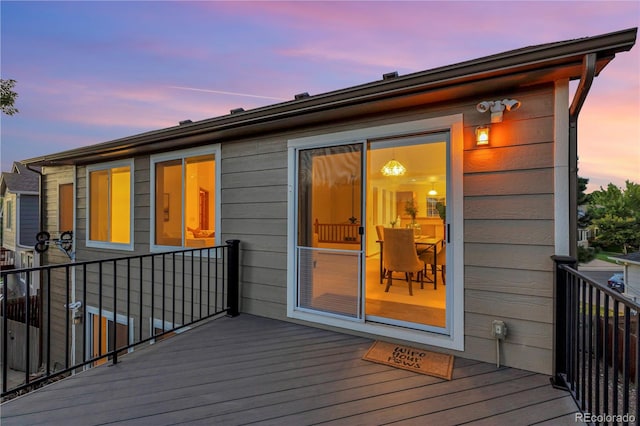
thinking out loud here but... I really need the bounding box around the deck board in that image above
[0,314,581,425]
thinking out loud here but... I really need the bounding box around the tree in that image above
[589,180,640,254]
[1,79,19,115]
[577,176,591,229]
[577,176,597,262]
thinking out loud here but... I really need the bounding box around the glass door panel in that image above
[365,132,449,331]
[296,143,363,320]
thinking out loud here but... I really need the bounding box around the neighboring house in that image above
[611,252,640,301]
[0,162,40,298]
[21,28,637,375]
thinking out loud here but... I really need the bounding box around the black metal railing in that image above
[553,256,638,424]
[1,240,240,399]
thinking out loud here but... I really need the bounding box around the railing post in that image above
[225,239,240,317]
[2,271,8,394]
[551,255,577,389]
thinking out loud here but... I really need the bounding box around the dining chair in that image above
[376,225,385,283]
[419,242,446,289]
[382,228,425,296]
[375,225,384,241]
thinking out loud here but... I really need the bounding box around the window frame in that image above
[19,251,33,283]
[59,182,74,233]
[5,199,13,230]
[149,145,220,252]
[85,159,134,251]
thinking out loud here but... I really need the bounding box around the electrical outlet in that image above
[492,320,507,340]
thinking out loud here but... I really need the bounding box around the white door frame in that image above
[287,114,464,351]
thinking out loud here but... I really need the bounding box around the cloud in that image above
[168,86,288,101]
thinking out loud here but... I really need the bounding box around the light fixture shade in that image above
[476,126,490,146]
[381,159,406,176]
[428,183,438,196]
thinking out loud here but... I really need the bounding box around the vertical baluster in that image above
[151,255,154,338]
[97,263,103,361]
[162,254,166,334]
[587,283,594,413]
[569,272,577,390]
[215,247,219,311]
[2,272,8,394]
[139,258,143,345]
[47,268,53,374]
[82,264,87,364]
[25,271,31,385]
[207,248,211,316]
[67,265,71,368]
[191,250,194,323]
[199,249,203,319]
[112,260,118,365]
[126,258,130,353]
[633,312,640,421]
[182,253,185,326]
[580,278,586,409]
[613,300,619,416]
[623,306,630,416]
[604,293,610,416]
[172,252,176,329]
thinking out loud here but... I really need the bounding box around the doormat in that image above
[363,341,454,380]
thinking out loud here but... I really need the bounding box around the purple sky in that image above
[1,1,638,192]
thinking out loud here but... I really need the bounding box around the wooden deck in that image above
[1,314,583,425]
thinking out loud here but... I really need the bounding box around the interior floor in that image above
[364,253,446,328]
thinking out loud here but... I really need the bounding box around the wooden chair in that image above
[382,228,425,296]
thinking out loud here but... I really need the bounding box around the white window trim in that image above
[85,159,135,251]
[85,306,135,355]
[149,144,221,252]
[286,114,465,352]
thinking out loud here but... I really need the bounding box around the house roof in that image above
[21,27,637,167]
[0,162,40,195]
[611,252,640,266]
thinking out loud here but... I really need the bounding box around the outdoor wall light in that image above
[476,98,521,123]
[476,126,490,146]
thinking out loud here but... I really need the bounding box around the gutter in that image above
[567,54,596,258]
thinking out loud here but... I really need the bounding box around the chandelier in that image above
[381,159,406,177]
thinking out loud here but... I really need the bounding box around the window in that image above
[151,146,218,249]
[426,197,446,218]
[59,183,74,232]
[19,252,34,284]
[86,160,133,249]
[5,199,12,230]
